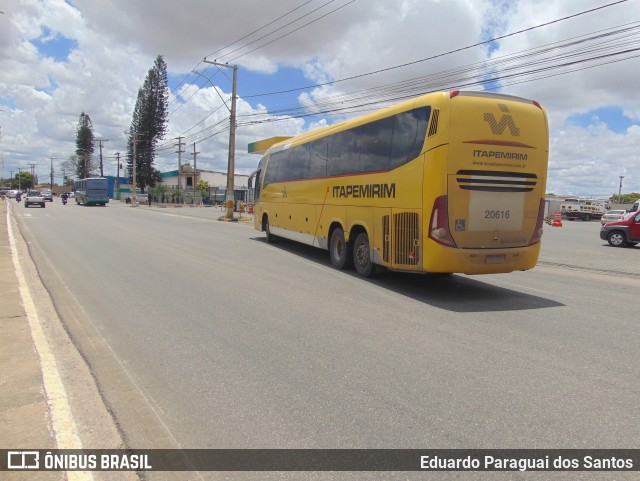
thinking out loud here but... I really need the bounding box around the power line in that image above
[219,0,354,63]
[165,0,355,127]
[234,23,640,127]
[242,0,630,98]
[165,0,325,115]
[205,0,316,60]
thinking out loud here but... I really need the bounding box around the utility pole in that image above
[96,139,109,177]
[0,124,4,174]
[50,156,56,188]
[203,58,237,220]
[131,132,139,206]
[190,142,200,195]
[175,136,185,192]
[115,152,121,199]
[618,175,625,204]
[29,163,37,187]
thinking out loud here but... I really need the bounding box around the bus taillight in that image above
[429,195,457,247]
[528,198,546,245]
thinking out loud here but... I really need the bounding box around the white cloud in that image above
[1,0,639,195]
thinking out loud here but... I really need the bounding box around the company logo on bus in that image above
[333,183,396,199]
[484,104,520,136]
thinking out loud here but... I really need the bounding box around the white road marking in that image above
[6,205,94,481]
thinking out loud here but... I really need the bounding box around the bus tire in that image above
[329,227,352,270]
[263,216,276,243]
[353,232,375,278]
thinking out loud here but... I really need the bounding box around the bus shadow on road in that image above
[254,236,564,313]
[368,271,565,313]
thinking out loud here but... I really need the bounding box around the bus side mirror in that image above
[248,169,260,190]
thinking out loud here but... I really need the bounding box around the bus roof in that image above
[256,90,541,156]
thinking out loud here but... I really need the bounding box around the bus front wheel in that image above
[329,227,352,269]
[263,216,276,243]
[353,232,375,278]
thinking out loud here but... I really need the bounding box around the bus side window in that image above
[274,149,291,182]
[308,140,328,178]
[286,145,310,181]
[358,117,392,173]
[328,129,361,176]
[390,107,430,168]
[263,154,277,187]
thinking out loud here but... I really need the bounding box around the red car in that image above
[600,210,640,247]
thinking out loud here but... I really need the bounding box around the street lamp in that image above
[202,59,237,221]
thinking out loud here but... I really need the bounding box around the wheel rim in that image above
[334,237,344,260]
[355,243,368,267]
[610,233,624,246]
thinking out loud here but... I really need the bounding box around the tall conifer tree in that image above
[127,55,169,191]
[75,112,95,179]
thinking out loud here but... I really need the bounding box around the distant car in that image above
[125,193,148,204]
[600,209,627,225]
[600,210,640,247]
[42,190,53,202]
[5,190,19,198]
[24,190,46,208]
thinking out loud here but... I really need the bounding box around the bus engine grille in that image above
[456,170,537,193]
[382,215,391,263]
[394,212,420,265]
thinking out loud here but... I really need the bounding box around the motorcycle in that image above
[62,197,67,205]
[16,193,22,203]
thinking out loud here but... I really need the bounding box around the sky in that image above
[1,0,639,198]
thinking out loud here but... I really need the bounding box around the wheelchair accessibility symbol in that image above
[455,219,466,231]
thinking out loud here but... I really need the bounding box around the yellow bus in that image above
[248,90,548,277]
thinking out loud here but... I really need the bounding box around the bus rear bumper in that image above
[421,239,541,275]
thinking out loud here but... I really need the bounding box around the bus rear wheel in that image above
[353,232,375,278]
[329,227,352,269]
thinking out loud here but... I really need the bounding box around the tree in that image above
[75,112,95,179]
[12,171,33,190]
[127,55,169,192]
[610,192,640,204]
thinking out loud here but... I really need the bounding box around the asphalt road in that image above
[11,199,640,479]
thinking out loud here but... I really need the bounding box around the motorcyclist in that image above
[16,192,22,202]
[61,192,68,204]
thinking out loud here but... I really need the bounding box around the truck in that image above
[560,198,605,221]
